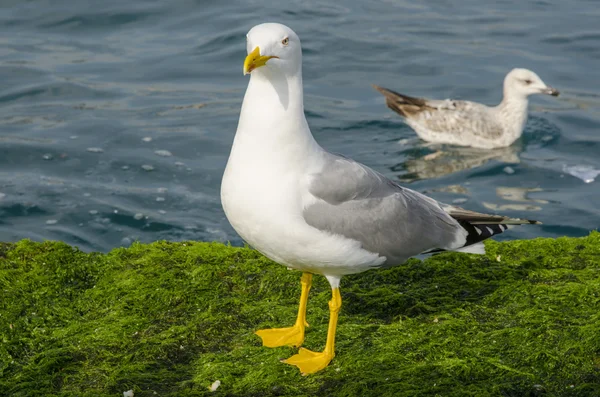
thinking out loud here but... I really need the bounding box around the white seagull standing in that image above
[374,68,559,149]
[221,23,540,375]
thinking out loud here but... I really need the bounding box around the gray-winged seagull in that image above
[221,23,540,375]
[374,69,559,149]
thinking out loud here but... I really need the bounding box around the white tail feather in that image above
[453,243,486,255]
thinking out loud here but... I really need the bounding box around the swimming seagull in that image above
[221,23,540,375]
[374,69,559,149]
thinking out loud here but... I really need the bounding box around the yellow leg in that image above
[283,287,341,375]
[255,272,312,347]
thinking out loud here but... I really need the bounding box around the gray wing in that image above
[411,100,504,139]
[373,85,503,139]
[304,153,467,266]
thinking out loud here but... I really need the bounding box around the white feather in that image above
[454,243,486,255]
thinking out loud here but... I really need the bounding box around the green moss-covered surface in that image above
[0,233,599,396]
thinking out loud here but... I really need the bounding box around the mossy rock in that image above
[1,233,599,396]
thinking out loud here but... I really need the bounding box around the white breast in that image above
[221,136,384,276]
[221,71,384,276]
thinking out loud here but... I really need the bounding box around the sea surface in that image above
[1,0,599,252]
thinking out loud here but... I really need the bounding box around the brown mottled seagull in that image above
[221,23,540,375]
[374,69,559,149]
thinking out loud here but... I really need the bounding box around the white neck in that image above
[495,89,529,143]
[239,68,305,129]
[227,68,323,174]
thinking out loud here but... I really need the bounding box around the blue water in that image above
[1,0,599,252]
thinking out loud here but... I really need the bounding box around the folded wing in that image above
[304,154,538,266]
[372,85,504,140]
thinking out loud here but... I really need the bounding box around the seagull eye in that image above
[524,79,532,85]
[281,37,289,46]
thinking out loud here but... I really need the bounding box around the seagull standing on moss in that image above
[221,22,539,375]
[374,69,559,149]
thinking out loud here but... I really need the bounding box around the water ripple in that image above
[0,0,598,250]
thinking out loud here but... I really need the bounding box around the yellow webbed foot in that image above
[283,347,334,375]
[255,323,306,348]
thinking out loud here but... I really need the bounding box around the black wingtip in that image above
[503,217,542,225]
[522,219,542,225]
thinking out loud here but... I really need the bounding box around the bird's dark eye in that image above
[524,79,532,85]
[281,37,289,45]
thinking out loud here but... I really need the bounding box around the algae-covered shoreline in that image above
[1,234,599,396]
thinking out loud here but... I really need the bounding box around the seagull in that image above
[374,69,559,149]
[221,23,540,375]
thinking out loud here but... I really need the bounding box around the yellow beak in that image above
[243,46,278,75]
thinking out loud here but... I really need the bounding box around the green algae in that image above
[0,234,599,396]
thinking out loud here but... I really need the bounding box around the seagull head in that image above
[504,68,559,99]
[243,23,302,77]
